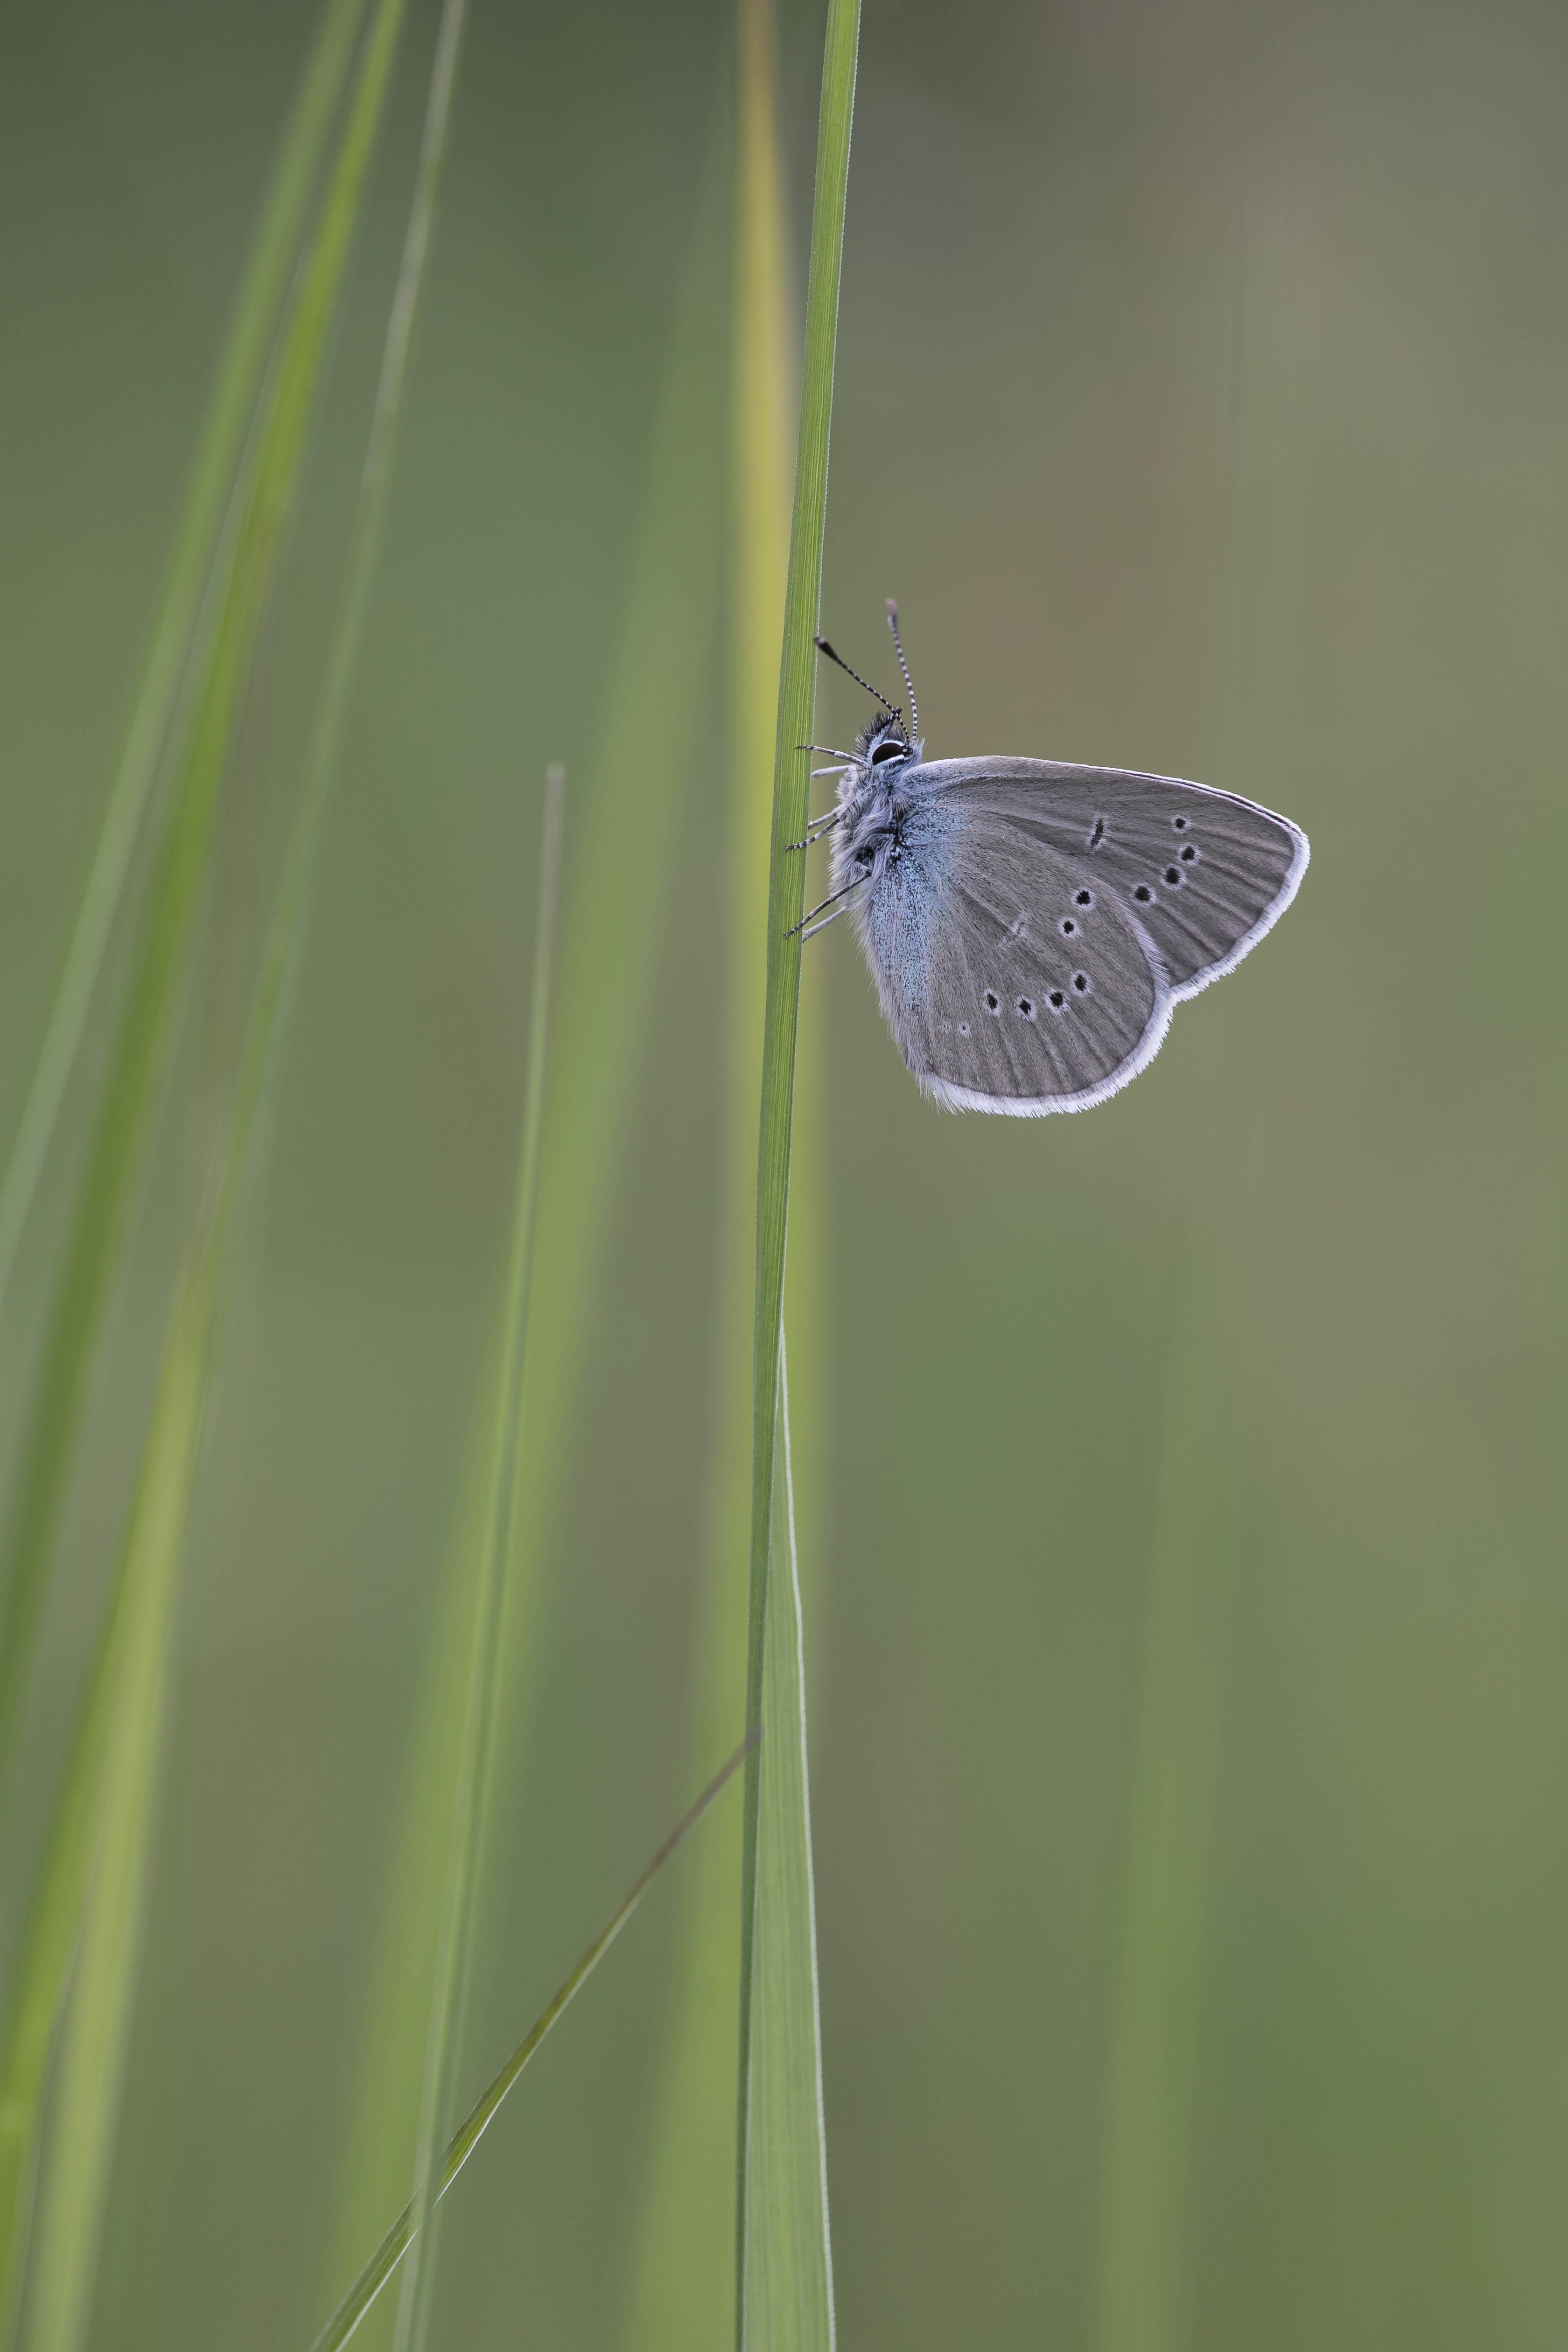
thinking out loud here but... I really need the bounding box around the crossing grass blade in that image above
[0,0,414,1820]
[0,0,370,1326]
[0,4,446,2334]
[621,2,798,2339]
[307,1734,757,2352]
[735,1,860,2343]
[317,133,731,2314]
[389,758,562,2352]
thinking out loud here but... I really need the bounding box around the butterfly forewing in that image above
[855,800,1170,1113]
[911,759,1308,998]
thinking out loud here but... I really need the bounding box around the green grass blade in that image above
[1091,1269,1239,2352]
[491,124,730,1725]
[0,0,370,1323]
[390,757,562,2352]
[22,1251,219,2352]
[0,0,413,1819]
[317,154,730,2321]
[621,2,797,2339]
[308,1735,757,2352]
[735,1,859,2341]
[742,1336,833,2348]
[0,4,432,2332]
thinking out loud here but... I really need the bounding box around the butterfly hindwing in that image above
[909,759,1309,998]
[854,797,1171,1113]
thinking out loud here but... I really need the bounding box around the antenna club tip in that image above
[885,598,899,622]
[813,634,833,653]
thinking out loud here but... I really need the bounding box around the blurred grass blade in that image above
[489,110,728,1717]
[0,0,412,1822]
[319,136,730,2311]
[1091,1271,1239,2352]
[736,0,859,2341]
[0,2,439,2333]
[621,0,798,2338]
[21,1249,218,2352]
[308,1735,756,2352]
[390,758,562,2352]
[1091,204,1321,2352]
[742,1336,833,2348]
[0,0,370,1324]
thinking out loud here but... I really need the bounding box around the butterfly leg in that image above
[799,897,861,942]
[786,811,844,851]
[786,875,866,937]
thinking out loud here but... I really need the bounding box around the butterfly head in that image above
[854,711,918,774]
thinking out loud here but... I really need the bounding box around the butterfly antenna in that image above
[813,635,899,720]
[885,600,918,739]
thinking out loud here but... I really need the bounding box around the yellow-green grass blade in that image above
[0,0,370,1325]
[307,1734,757,2352]
[0,1,445,2330]
[390,760,563,2352]
[0,0,413,1820]
[318,146,731,2322]
[22,1245,218,2352]
[736,0,859,2341]
[742,1336,833,2349]
[621,0,798,2338]
[1091,207,1320,2352]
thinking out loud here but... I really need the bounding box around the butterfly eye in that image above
[870,739,905,765]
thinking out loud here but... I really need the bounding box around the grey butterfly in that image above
[795,603,1309,1116]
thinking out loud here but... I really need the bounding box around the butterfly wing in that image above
[853,794,1172,1115]
[909,758,1309,999]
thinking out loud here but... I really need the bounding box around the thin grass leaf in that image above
[319,141,732,2312]
[0,0,370,1325]
[308,1733,757,2352]
[0,5,439,2331]
[390,759,563,2352]
[621,2,797,2338]
[736,2,860,2342]
[0,0,414,1813]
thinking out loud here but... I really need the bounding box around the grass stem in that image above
[734,0,860,2341]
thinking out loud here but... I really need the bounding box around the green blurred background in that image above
[4,0,1568,2345]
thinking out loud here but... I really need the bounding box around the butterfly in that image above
[794,603,1309,1116]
